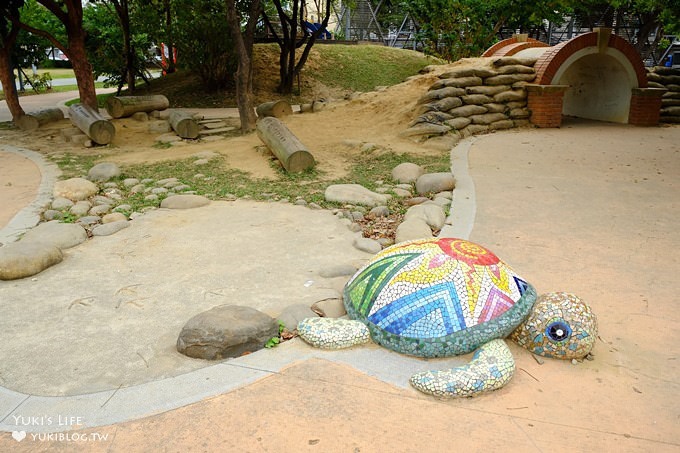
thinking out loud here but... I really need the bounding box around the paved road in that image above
[0,87,117,122]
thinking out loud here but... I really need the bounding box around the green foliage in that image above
[83,2,155,88]
[172,0,237,91]
[27,71,51,91]
[264,321,286,348]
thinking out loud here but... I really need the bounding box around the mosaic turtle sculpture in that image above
[298,238,597,398]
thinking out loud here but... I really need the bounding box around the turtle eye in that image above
[546,320,571,342]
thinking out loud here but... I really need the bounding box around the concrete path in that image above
[0,121,678,451]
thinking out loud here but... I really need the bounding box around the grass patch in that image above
[311,45,437,92]
[49,149,450,217]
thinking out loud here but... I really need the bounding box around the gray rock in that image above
[131,112,148,122]
[89,204,111,216]
[88,162,121,182]
[435,191,452,200]
[91,220,129,236]
[160,194,210,209]
[53,178,98,201]
[43,210,62,221]
[353,237,382,254]
[348,222,363,233]
[350,211,365,221]
[163,180,182,188]
[405,197,430,206]
[102,212,127,223]
[51,197,74,210]
[77,215,101,226]
[277,304,318,331]
[129,184,146,194]
[113,204,132,213]
[151,187,168,195]
[144,194,159,202]
[392,188,411,198]
[156,178,179,186]
[325,184,390,207]
[177,305,279,360]
[415,172,456,195]
[69,201,92,217]
[319,264,357,278]
[171,184,191,192]
[21,221,87,249]
[311,298,346,318]
[103,182,119,189]
[431,197,451,208]
[123,178,140,187]
[404,203,446,230]
[92,195,114,206]
[193,159,209,166]
[395,218,433,243]
[141,178,154,184]
[368,206,390,218]
[0,241,63,280]
[308,202,322,210]
[392,163,425,184]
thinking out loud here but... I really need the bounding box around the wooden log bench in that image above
[68,104,115,145]
[256,117,315,173]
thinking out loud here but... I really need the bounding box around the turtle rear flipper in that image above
[409,339,515,398]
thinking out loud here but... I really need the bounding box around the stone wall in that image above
[402,57,537,145]
[647,67,680,124]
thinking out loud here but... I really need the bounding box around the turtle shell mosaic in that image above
[343,238,537,358]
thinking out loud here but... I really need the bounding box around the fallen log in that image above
[168,110,199,139]
[256,117,315,173]
[105,95,169,118]
[15,108,65,131]
[68,104,115,145]
[256,100,293,118]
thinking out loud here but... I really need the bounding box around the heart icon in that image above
[12,430,26,442]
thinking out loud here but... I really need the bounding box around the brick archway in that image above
[484,29,663,127]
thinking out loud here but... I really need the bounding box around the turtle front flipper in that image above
[409,339,516,398]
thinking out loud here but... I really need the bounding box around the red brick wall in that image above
[527,87,568,128]
[482,37,547,57]
[628,89,664,126]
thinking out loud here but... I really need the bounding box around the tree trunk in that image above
[16,108,64,131]
[68,26,98,110]
[163,0,176,74]
[105,95,170,118]
[69,103,116,145]
[225,0,260,133]
[0,45,24,122]
[256,117,315,172]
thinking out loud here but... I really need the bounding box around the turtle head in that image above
[510,292,597,360]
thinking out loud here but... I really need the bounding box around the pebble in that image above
[129,184,145,194]
[70,201,92,217]
[123,178,140,187]
[77,215,101,226]
[102,212,127,223]
[144,194,159,202]
[160,195,210,209]
[51,197,74,210]
[151,187,168,194]
[92,195,114,206]
[353,237,382,254]
[113,204,132,213]
[91,220,129,236]
[43,210,62,221]
[88,162,121,182]
[89,204,111,216]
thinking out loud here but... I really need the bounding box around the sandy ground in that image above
[0,152,40,230]
[0,64,678,450]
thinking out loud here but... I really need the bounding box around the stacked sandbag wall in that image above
[646,67,680,124]
[402,57,537,142]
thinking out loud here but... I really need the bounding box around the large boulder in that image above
[53,178,98,201]
[20,221,87,249]
[177,305,279,360]
[0,241,63,280]
[324,184,390,207]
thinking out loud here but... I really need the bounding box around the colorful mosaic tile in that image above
[343,238,536,358]
[297,317,371,349]
[510,292,597,359]
[410,339,515,397]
